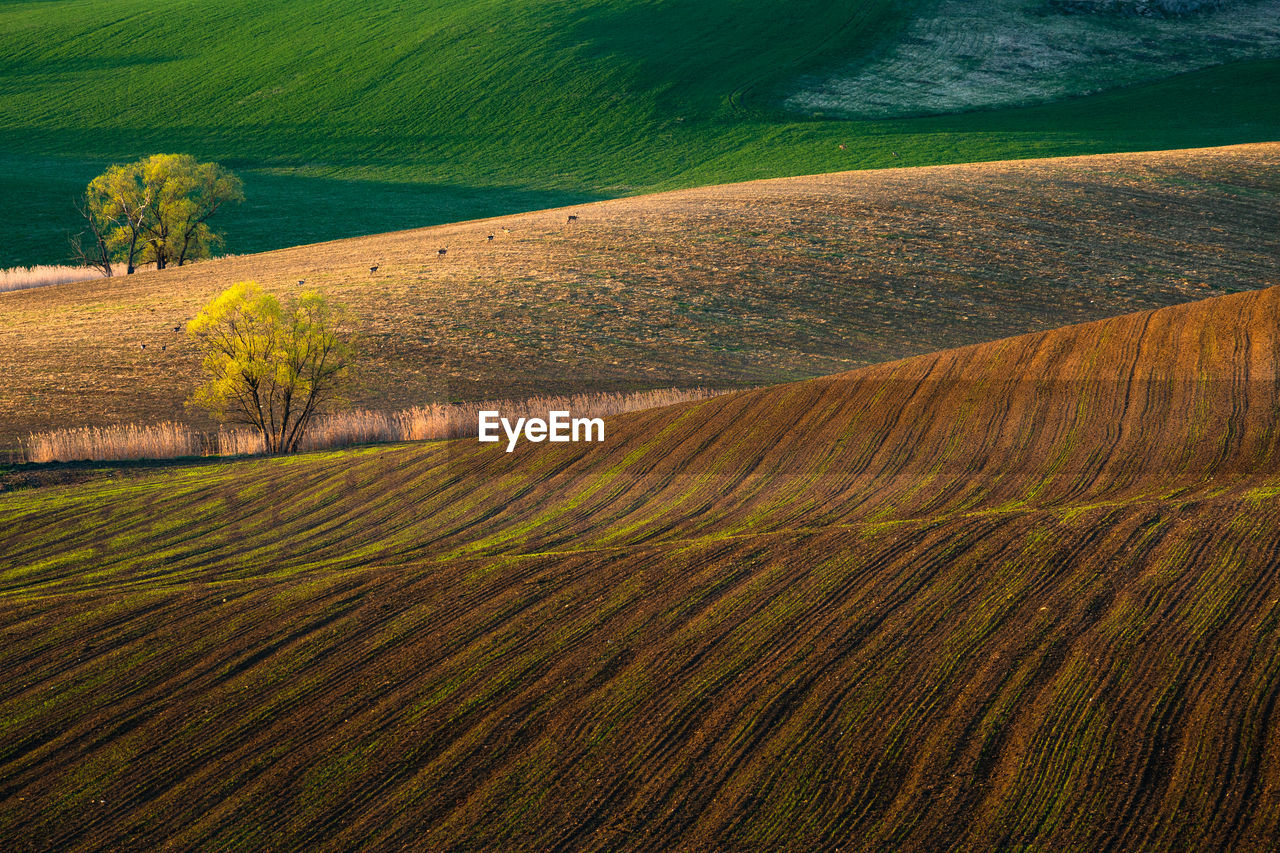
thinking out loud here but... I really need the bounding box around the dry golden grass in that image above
[366,387,722,444]
[23,421,200,463]
[21,388,720,462]
[0,263,165,293]
[1,144,1277,451]
[0,265,107,293]
[214,427,265,457]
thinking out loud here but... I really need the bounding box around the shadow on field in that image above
[0,148,605,268]
[0,453,247,493]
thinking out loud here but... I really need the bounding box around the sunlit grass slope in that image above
[2,0,1278,265]
[4,285,1280,849]
[2,143,1277,451]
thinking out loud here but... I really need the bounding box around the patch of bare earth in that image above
[788,0,1280,118]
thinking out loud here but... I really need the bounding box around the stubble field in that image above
[1,143,1277,452]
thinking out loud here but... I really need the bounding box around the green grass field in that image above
[2,0,1278,266]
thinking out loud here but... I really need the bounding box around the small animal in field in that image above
[370,265,378,273]
[173,326,180,332]
[567,214,578,223]
[297,279,306,286]
[487,234,494,241]
[838,143,846,150]
[140,343,146,349]
[892,151,899,159]
[438,248,448,257]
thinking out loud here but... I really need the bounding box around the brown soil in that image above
[4,284,1280,849]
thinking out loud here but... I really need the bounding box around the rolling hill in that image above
[2,0,1279,266]
[2,143,1278,452]
[4,282,1280,849]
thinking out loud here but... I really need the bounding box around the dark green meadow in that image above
[2,0,1278,265]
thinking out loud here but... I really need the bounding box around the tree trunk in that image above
[177,229,194,266]
[98,236,113,277]
[126,233,137,274]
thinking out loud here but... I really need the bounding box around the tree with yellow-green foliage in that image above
[74,154,242,275]
[76,162,151,275]
[187,282,353,454]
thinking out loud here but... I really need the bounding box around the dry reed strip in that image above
[304,387,723,448]
[24,387,723,462]
[22,422,202,463]
[0,261,176,294]
[0,265,109,293]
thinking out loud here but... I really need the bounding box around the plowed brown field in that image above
[4,283,1280,849]
[1,143,1277,450]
